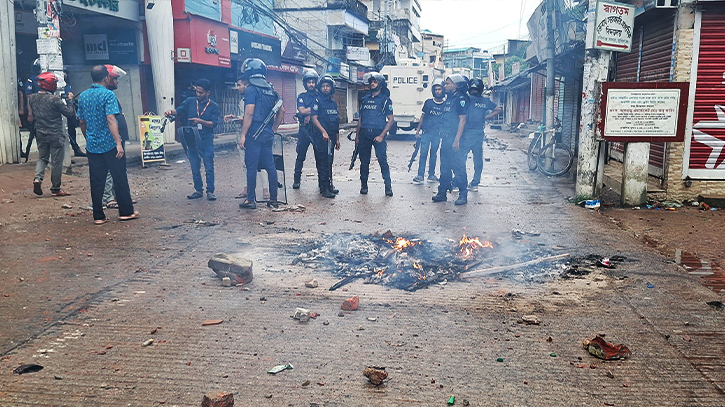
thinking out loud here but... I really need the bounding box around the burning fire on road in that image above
[293,232,496,291]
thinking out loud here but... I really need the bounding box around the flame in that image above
[458,235,493,259]
[375,268,387,277]
[413,262,422,270]
[384,237,421,251]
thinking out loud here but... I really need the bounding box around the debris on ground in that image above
[447,395,456,405]
[293,308,311,322]
[13,364,43,375]
[267,363,293,374]
[341,295,359,311]
[305,279,319,288]
[61,204,72,209]
[706,301,724,310]
[202,320,224,326]
[584,336,630,360]
[271,204,305,212]
[201,391,234,407]
[363,366,387,385]
[142,339,154,346]
[562,255,627,278]
[184,219,219,227]
[584,200,601,209]
[208,253,253,285]
[596,258,615,268]
[221,277,231,287]
[520,315,541,325]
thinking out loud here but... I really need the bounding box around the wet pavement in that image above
[1,129,724,406]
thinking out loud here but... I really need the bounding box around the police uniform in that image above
[358,91,393,190]
[437,90,469,198]
[463,94,498,187]
[244,83,280,204]
[417,97,445,180]
[23,76,40,159]
[311,92,340,194]
[293,89,317,183]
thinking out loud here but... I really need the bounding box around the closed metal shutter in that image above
[612,11,675,177]
[267,71,299,125]
[688,8,725,175]
[530,72,545,123]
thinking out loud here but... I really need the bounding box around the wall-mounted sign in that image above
[83,30,138,64]
[340,63,350,81]
[65,0,140,22]
[230,30,238,54]
[177,48,191,63]
[593,1,635,52]
[326,57,341,77]
[84,34,109,60]
[268,63,302,75]
[600,82,689,142]
[346,46,370,61]
[234,30,281,66]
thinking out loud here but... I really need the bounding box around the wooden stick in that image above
[461,254,571,278]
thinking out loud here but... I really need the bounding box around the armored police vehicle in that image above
[380,59,443,135]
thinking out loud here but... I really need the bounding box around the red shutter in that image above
[267,71,299,125]
[689,10,725,172]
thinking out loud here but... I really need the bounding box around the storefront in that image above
[683,4,725,180]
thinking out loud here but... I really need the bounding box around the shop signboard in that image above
[139,115,166,165]
[64,0,140,22]
[599,82,689,142]
[346,46,370,61]
[326,57,341,77]
[175,17,231,67]
[593,1,635,52]
[83,30,138,64]
[235,30,281,66]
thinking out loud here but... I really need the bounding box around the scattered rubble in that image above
[208,253,253,285]
[267,363,293,374]
[520,315,541,325]
[201,391,234,407]
[363,366,387,385]
[341,296,359,311]
[202,320,224,326]
[293,308,311,323]
[584,336,630,360]
[13,364,43,375]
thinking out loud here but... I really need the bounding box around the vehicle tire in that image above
[527,134,541,171]
[537,143,573,176]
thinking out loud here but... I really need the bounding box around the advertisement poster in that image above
[139,116,166,164]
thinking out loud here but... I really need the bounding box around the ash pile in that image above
[293,231,494,291]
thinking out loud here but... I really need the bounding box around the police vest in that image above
[315,95,340,135]
[440,92,468,136]
[359,93,392,130]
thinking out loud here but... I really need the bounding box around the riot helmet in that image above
[241,58,270,88]
[368,72,387,91]
[317,74,335,96]
[431,78,445,98]
[468,78,484,95]
[446,74,468,93]
[302,69,319,90]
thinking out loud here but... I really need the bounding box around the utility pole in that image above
[0,0,20,164]
[545,0,555,131]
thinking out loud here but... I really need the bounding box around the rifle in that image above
[407,138,421,172]
[251,99,284,140]
[347,130,359,170]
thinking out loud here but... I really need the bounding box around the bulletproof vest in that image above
[422,98,445,132]
[465,95,488,131]
[251,85,279,124]
[316,95,339,133]
[440,92,468,136]
[359,93,390,130]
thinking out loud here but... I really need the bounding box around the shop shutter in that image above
[267,71,299,125]
[688,9,725,174]
[530,71,545,123]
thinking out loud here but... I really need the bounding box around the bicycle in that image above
[527,126,574,176]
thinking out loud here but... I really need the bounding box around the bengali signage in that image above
[234,30,281,66]
[139,115,166,164]
[346,46,370,61]
[65,0,139,21]
[593,1,635,52]
[600,82,689,142]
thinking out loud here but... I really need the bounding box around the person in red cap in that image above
[27,72,76,196]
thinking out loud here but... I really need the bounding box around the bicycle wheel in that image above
[527,134,542,171]
[537,142,573,176]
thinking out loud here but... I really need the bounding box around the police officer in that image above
[464,78,501,191]
[310,75,340,198]
[356,72,395,197]
[413,78,445,184]
[237,58,285,209]
[23,59,42,161]
[432,74,469,205]
[293,69,319,189]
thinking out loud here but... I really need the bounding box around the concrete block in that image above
[698,194,725,208]
[201,391,234,407]
[208,253,253,285]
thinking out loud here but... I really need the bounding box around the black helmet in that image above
[317,75,335,95]
[31,59,41,76]
[447,74,468,93]
[431,78,445,97]
[241,58,270,88]
[368,72,387,89]
[302,69,319,84]
[468,78,484,95]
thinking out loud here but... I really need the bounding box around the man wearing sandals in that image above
[27,72,76,197]
[77,65,138,224]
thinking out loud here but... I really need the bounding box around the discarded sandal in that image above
[94,218,110,225]
[33,180,43,196]
[106,201,119,209]
[118,211,140,221]
[51,191,71,197]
